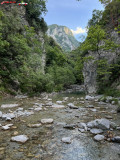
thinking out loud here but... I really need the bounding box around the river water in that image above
[0,93,120,160]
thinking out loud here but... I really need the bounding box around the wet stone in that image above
[62,137,71,144]
[1,104,19,109]
[56,101,63,104]
[63,124,76,130]
[87,105,94,108]
[52,104,65,109]
[34,107,42,111]
[67,103,78,109]
[105,116,113,119]
[77,122,87,131]
[111,136,120,143]
[11,135,29,143]
[41,119,54,124]
[90,109,97,112]
[2,124,13,130]
[116,127,120,130]
[90,128,103,134]
[94,135,105,141]
[78,128,85,133]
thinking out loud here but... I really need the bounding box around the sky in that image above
[44,0,104,41]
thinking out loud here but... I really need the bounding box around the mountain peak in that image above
[47,24,79,52]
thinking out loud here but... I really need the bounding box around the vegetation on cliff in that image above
[0,0,120,96]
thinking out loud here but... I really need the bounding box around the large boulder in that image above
[87,119,110,130]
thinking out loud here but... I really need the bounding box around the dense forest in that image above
[0,0,120,97]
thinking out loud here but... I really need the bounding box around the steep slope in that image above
[47,24,79,52]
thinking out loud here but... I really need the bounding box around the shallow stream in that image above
[0,93,120,160]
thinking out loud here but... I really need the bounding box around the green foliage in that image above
[47,65,76,91]
[101,0,120,28]
[81,25,106,56]
[98,87,120,97]
[87,10,103,28]
[25,0,48,32]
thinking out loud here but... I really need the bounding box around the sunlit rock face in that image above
[47,24,79,52]
[83,31,120,94]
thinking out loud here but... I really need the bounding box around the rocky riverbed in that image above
[0,93,120,160]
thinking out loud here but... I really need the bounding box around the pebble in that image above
[13,131,19,136]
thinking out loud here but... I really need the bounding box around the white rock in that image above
[80,101,85,104]
[96,119,110,130]
[56,101,63,104]
[63,97,69,101]
[62,137,71,144]
[87,105,94,108]
[94,135,104,141]
[85,95,94,101]
[33,103,42,107]
[67,103,78,109]
[52,104,65,109]
[2,124,13,130]
[16,108,23,111]
[2,125,10,130]
[91,109,97,112]
[1,104,19,109]
[41,119,53,124]
[87,119,110,130]
[15,95,28,99]
[78,123,87,131]
[48,98,52,101]
[2,113,15,120]
[46,102,53,106]
[78,128,85,133]
[87,120,97,128]
[11,135,29,143]
[90,128,103,134]
[34,107,42,111]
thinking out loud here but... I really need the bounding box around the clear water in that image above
[0,93,120,160]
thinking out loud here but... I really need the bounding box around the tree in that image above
[81,25,106,57]
[25,0,48,32]
[87,10,103,28]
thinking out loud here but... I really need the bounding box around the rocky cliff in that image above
[47,24,79,52]
[0,4,46,74]
[83,31,120,95]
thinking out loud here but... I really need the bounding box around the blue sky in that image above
[44,0,104,41]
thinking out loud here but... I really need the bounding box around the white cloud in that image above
[71,27,87,35]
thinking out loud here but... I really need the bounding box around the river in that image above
[0,93,120,160]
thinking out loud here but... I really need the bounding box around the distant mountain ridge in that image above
[47,24,80,52]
